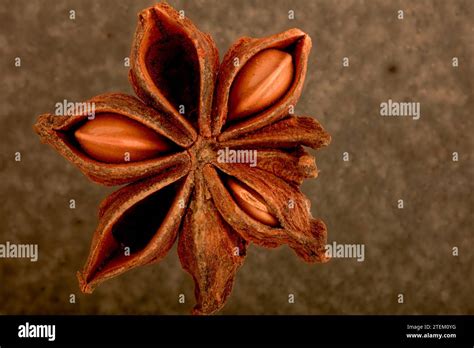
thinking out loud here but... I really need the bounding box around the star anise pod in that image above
[34,2,331,315]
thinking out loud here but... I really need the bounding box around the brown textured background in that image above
[0,0,472,315]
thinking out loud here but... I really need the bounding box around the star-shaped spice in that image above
[34,2,331,314]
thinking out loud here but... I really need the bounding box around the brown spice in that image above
[33,2,331,315]
[74,113,173,163]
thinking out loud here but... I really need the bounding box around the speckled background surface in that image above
[0,0,472,315]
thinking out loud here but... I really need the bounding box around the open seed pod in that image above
[34,2,331,315]
[34,93,192,186]
[78,165,193,293]
[212,28,312,139]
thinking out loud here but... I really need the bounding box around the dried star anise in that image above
[34,2,331,314]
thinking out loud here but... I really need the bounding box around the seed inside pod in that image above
[74,113,172,163]
[226,177,279,227]
[227,48,294,121]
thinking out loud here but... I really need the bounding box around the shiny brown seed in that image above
[74,113,172,163]
[228,48,294,121]
[226,177,279,227]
